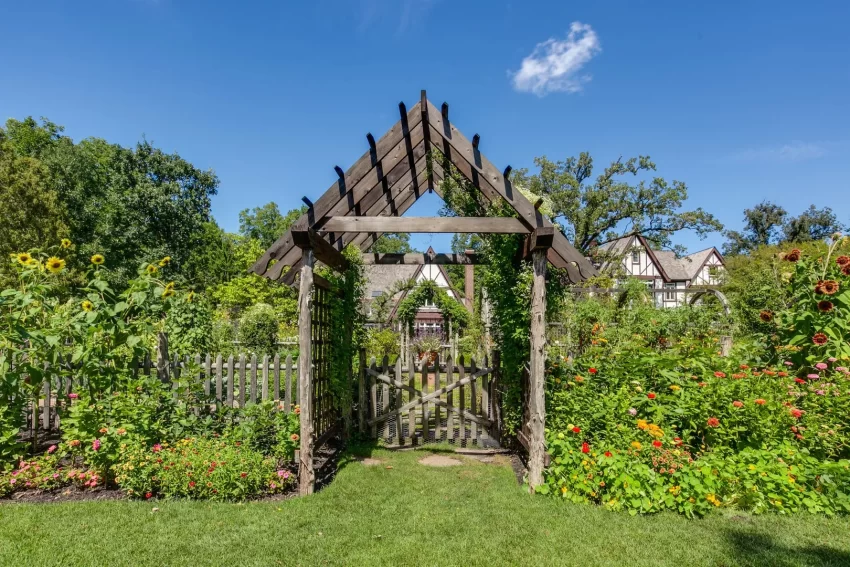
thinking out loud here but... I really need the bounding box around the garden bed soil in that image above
[2,484,300,505]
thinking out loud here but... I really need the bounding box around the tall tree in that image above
[513,153,722,254]
[723,201,788,255]
[368,233,415,254]
[783,205,844,243]
[238,203,304,249]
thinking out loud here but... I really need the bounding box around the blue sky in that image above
[2,0,848,253]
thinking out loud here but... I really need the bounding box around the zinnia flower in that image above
[652,440,662,448]
[92,439,101,451]
[290,433,299,441]
[604,451,612,458]
[69,393,79,399]
[571,426,581,434]
[812,333,829,346]
[189,481,196,488]
[818,300,834,313]
[732,400,743,408]
[790,408,803,419]
[807,374,819,380]
[45,257,66,274]
[754,398,766,405]
[842,264,850,276]
[90,254,105,265]
[47,445,57,454]
[647,392,656,399]
[836,255,850,267]
[631,441,642,451]
[794,377,806,384]
[588,368,598,374]
[628,408,637,416]
[714,371,726,378]
[145,492,152,499]
[581,442,590,454]
[707,417,720,428]
[759,310,773,322]
[784,249,802,262]
[815,362,828,370]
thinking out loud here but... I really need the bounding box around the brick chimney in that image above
[464,249,474,314]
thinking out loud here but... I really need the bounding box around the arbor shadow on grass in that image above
[725,528,850,567]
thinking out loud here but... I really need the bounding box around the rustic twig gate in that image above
[359,352,501,448]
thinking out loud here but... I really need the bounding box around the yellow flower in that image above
[187,291,195,303]
[162,283,176,298]
[45,257,66,274]
[60,239,72,249]
[26,258,41,269]
[15,252,32,265]
[91,254,105,265]
[81,300,94,312]
[669,385,680,391]
[669,485,681,495]
[159,256,172,267]
[630,441,642,451]
[146,264,158,275]
[636,419,649,431]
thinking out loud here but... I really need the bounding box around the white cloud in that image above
[731,142,828,162]
[511,22,602,96]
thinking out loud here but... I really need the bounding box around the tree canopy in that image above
[238,203,304,249]
[513,153,723,255]
[723,201,845,255]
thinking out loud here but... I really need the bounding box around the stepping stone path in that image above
[418,455,463,467]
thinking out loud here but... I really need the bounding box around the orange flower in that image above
[707,417,720,428]
[836,255,850,267]
[290,433,299,441]
[815,280,839,295]
[732,400,743,408]
[714,371,726,378]
[812,333,829,346]
[754,399,766,405]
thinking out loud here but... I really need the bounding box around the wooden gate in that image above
[359,352,501,448]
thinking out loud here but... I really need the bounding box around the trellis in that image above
[254,91,599,494]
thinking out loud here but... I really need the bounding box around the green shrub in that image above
[237,303,278,355]
[164,292,214,355]
[364,328,400,362]
[224,401,300,461]
[114,437,293,501]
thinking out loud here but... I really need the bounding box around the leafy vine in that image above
[396,279,469,332]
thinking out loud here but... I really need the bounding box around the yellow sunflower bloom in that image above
[91,254,105,265]
[25,258,41,269]
[162,287,175,298]
[81,300,94,312]
[60,239,72,249]
[16,252,32,265]
[45,257,66,274]
[187,291,195,303]
[159,256,172,267]
[146,264,158,275]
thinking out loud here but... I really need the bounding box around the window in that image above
[708,266,720,280]
[371,290,383,298]
[664,283,676,302]
[644,280,654,291]
[631,250,640,264]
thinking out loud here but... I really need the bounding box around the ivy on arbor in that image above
[396,279,469,333]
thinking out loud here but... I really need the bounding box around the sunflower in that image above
[784,249,802,262]
[91,254,105,265]
[60,239,72,249]
[815,280,839,295]
[818,300,834,313]
[812,332,829,346]
[187,291,195,303]
[25,258,41,269]
[159,256,172,267]
[81,300,94,312]
[146,264,158,275]
[15,252,32,265]
[759,310,773,322]
[45,257,66,274]
[837,256,850,267]
[162,283,176,298]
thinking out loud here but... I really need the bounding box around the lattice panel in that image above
[311,283,338,446]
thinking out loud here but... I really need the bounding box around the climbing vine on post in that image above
[396,279,469,333]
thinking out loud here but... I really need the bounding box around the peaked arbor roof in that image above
[251,91,597,284]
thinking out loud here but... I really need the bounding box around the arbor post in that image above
[527,248,548,491]
[298,248,316,496]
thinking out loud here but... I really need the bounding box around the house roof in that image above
[364,264,418,298]
[597,236,725,282]
[654,251,693,281]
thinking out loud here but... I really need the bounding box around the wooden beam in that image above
[291,229,350,273]
[319,216,530,234]
[518,227,555,261]
[362,252,483,265]
[298,248,315,496]
[527,248,547,491]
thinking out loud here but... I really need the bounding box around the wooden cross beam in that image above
[361,252,482,265]
[291,228,350,273]
[319,216,530,234]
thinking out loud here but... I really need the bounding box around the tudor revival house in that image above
[597,235,725,308]
[363,248,469,333]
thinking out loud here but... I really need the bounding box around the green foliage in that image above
[114,437,292,501]
[237,303,279,355]
[396,280,469,332]
[511,153,722,254]
[368,233,415,254]
[723,201,845,255]
[225,400,300,461]
[238,203,304,249]
[164,292,214,355]
[364,328,400,362]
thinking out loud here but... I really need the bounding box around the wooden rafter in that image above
[362,252,481,265]
[320,217,529,234]
[252,91,598,284]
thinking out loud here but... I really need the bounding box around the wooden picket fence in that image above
[26,352,300,435]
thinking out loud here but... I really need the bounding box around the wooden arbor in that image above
[252,91,598,493]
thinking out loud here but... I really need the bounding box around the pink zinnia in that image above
[9,478,16,485]
[815,363,828,370]
[807,374,819,380]
[47,445,57,454]
[69,393,79,399]
[784,361,794,366]
[277,470,286,478]
[829,357,837,362]
[152,444,162,453]
[816,390,825,396]
[628,408,637,416]
[92,439,101,451]
[837,367,848,372]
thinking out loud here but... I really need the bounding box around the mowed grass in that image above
[2,444,850,566]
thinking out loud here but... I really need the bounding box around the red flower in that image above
[784,249,802,262]
[815,280,839,295]
[145,492,152,500]
[240,472,247,478]
[571,426,581,434]
[589,368,598,374]
[714,371,726,378]
[818,300,834,313]
[707,417,720,428]
[189,481,196,488]
[581,442,590,454]
[604,451,612,458]
[794,377,806,384]
[652,440,662,448]
[754,398,766,405]
[836,255,850,267]
[732,400,743,408]
[812,333,829,346]
[647,393,656,399]
[673,437,683,446]
[790,408,803,419]
[843,264,850,276]
[739,365,749,370]
[778,371,788,377]
[697,382,708,387]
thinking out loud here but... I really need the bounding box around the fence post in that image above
[358,348,367,435]
[156,332,170,384]
[298,248,316,496]
[720,335,733,357]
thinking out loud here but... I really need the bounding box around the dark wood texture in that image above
[362,252,481,265]
[320,216,530,234]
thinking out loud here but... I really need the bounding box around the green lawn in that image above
[2,445,850,566]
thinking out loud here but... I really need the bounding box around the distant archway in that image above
[687,288,731,316]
